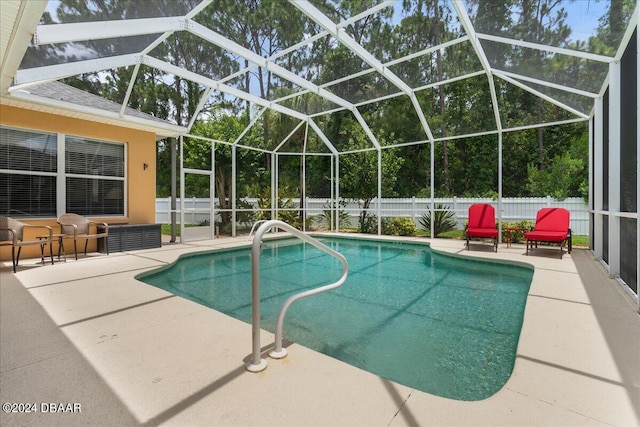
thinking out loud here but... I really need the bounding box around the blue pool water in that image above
[138,237,533,401]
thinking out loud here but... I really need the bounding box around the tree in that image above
[43,0,238,127]
[395,1,458,194]
[525,133,588,200]
[187,114,266,225]
[333,118,403,232]
[41,0,601,204]
[511,0,571,170]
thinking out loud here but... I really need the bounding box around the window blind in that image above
[0,127,57,172]
[65,137,124,177]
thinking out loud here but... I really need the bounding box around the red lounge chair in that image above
[466,204,498,252]
[524,208,572,258]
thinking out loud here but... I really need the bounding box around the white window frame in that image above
[60,133,127,218]
[0,125,127,218]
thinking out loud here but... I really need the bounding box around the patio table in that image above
[504,227,527,248]
[37,233,66,263]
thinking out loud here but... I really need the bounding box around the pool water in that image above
[138,237,533,401]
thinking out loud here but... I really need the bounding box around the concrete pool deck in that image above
[1,235,639,426]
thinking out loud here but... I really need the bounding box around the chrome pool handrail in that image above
[247,219,269,240]
[245,220,349,373]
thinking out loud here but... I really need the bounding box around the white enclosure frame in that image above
[1,0,638,308]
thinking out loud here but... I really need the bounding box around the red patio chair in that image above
[466,204,498,252]
[524,208,572,258]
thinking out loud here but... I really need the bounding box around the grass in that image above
[161,224,180,236]
[571,235,589,247]
[160,223,589,247]
[415,229,464,238]
[416,228,589,247]
[439,229,465,239]
[160,223,256,238]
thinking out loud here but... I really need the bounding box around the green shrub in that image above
[236,198,257,226]
[218,221,232,235]
[419,204,457,237]
[277,209,300,228]
[382,217,416,236]
[254,186,306,228]
[316,200,351,230]
[360,214,378,234]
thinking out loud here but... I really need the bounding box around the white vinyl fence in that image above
[156,196,589,235]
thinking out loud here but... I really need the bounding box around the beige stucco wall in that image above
[1,105,158,261]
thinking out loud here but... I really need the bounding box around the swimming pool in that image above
[138,236,533,401]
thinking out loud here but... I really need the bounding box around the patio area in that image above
[1,236,638,427]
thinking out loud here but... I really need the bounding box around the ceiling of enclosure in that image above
[1,0,638,151]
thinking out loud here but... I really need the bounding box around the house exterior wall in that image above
[1,105,157,261]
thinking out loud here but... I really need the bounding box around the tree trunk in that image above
[216,172,231,223]
[537,99,544,169]
[609,0,624,44]
[360,198,372,232]
[435,4,449,194]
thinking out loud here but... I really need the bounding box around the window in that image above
[0,126,126,217]
[65,136,125,216]
[0,127,57,217]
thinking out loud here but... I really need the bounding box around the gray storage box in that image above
[98,224,161,253]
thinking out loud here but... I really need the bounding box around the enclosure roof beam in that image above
[351,108,381,150]
[492,69,599,98]
[32,13,356,115]
[34,16,186,45]
[186,20,355,111]
[120,63,141,118]
[143,55,308,122]
[366,114,588,154]
[292,0,429,148]
[308,119,339,156]
[477,33,614,64]
[412,70,486,93]
[34,14,200,125]
[496,74,589,119]
[274,120,306,152]
[409,93,435,142]
[0,1,48,94]
[187,86,214,132]
[233,107,267,146]
[502,117,588,133]
[315,36,470,100]
[214,1,392,94]
[384,36,470,67]
[185,133,274,155]
[452,0,502,133]
[13,54,141,87]
[308,106,348,118]
[291,0,414,96]
[614,3,639,62]
[33,0,213,44]
[122,26,184,119]
[14,52,307,124]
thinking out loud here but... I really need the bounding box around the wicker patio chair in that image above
[0,216,54,272]
[57,213,109,260]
